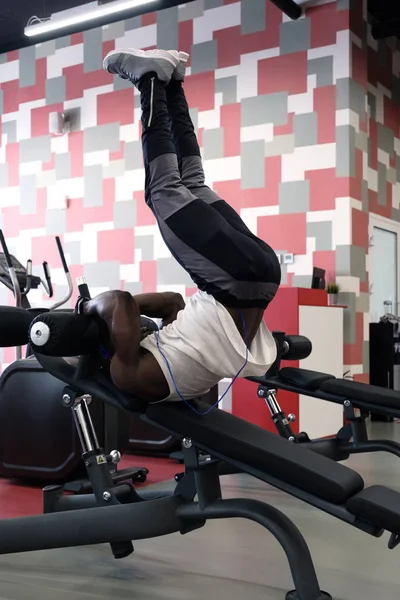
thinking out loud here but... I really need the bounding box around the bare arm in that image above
[134,292,185,326]
[83,291,169,399]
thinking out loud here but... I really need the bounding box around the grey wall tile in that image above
[377,124,394,155]
[336,245,366,280]
[191,40,218,75]
[124,281,143,294]
[19,47,36,88]
[157,257,193,285]
[84,28,103,73]
[20,136,51,163]
[55,153,71,180]
[336,78,366,117]
[84,261,121,289]
[280,18,311,54]
[102,21,125,41]
[20,175,37,215]
[242,93,288,127]
[114,199,137,229]
[336,125,356,177]
[125,16,142,31]
[293,113,318,146]
[36,40,56,59]
[241,140,265,189]
[55,36,71,49]
[135,235,154,261]
[64,241,81,265]
[338,292,356,344]
[2,120,17,143]
[308,57,333,87]
[307,221,332,251]
[46,76,66,105]
[46,209,66,234]
[241,0,266,34]
[178,0,204,22]
[279,180,310,213]
[157,6,178,50]
[203,128,224,159]
[84,165,103,207]
[377,162,387,206]
[215,77,237,104]
[125,141,143,169]
[84,123,120,153]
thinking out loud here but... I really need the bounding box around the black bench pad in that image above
[321,378,400,409]
[146,400,364,505]
[279,367,335,390]
[347,486,400,534]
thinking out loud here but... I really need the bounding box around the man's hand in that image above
[161,293,185,326]
[134,292,185,326]
[83,290,128,324]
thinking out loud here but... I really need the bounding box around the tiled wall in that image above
[0,0,360,383]
[338,0,400,383]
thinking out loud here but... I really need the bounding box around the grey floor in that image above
[0,422,399,600]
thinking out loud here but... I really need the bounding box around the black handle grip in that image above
[29,312,101,357]
[24,260,32,296]
[78,281,91,299]
[42,262,53,298]
[283,335,312,361]
[0,230,13,269]
[55,236,69,273]
[0,306,34,347]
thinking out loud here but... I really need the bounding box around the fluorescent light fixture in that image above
[25,0,157,37]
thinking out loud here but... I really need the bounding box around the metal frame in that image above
[0,384,334,600]
[13,318,400,599]
[252,332,400,462]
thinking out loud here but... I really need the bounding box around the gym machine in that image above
[1,300,399,600]
[0,231,147,486]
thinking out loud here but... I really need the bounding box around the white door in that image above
[369,214,400,322]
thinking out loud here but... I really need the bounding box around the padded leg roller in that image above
[286,591,332,600]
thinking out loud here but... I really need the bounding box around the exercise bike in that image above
[0,230,148,487]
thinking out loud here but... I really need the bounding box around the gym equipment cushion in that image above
[146,400,364,505]
[321,379,400,409]
[347,486,400,534]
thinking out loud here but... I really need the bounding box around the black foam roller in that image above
[0,306,34,347]
[29,312,100,357]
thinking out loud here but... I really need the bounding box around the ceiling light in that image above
[25,0,157,37]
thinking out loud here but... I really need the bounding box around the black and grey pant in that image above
[138,74,281,309]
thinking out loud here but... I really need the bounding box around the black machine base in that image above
[64,465,148,493]
[286,591,332,600]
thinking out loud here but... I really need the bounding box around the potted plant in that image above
[326,282,340,306]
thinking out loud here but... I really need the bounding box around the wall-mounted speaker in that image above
[49,112,69,135]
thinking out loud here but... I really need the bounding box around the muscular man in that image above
[84,48,281,403]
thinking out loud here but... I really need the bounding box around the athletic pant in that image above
[138,74,281,309]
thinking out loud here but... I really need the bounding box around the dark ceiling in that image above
[0,0,398,54]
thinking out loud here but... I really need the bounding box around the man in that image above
[84,48,281,403]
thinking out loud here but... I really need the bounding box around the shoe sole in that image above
[104,49,178,83]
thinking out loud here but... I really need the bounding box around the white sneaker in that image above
[103,48,179,85]
[168,50,190,81]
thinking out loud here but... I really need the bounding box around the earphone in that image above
[153,310,249,415]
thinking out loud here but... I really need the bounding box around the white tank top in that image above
[140,290,277,401]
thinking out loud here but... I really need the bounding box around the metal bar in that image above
[80,396,100,449]
[342,439,400,459]
[269,0,302,20]
[0,496,183,555]
[177,498,323,600]
[72,403,95,453]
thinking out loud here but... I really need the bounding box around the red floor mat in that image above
[0,455,178,519]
